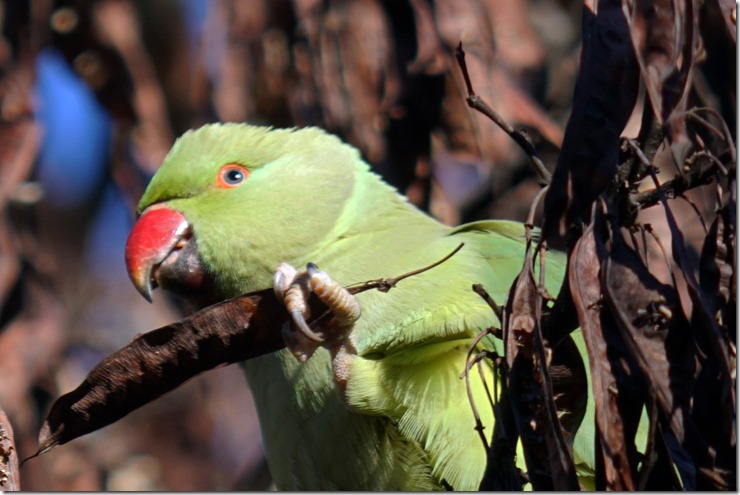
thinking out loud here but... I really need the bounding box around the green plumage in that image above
[138,123,595,490]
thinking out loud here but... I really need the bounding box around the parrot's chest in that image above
[240,347,434,490]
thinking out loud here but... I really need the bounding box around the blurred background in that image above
[0,0,733,490]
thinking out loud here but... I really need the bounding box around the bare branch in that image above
[347,243,465,294]
[455,42,552,185]
[685,107,737,164]
[626,141,724,210]
[472,284,504,327]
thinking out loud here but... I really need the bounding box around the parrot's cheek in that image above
[154,231,221,306]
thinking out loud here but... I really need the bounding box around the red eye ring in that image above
[217,164,250,188]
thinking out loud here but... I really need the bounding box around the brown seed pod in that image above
[30,289,289,459]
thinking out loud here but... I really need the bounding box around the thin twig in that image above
[478,358,495,412]
[686,112,726,141]
[685,107,737,164]
[460,298,502,451]
[627,140,723,210]
[347,243,465,295]
[537,242,553,302]
[462,328,494,380]
[306,244,467,336]
[463,346,493,450]
[455,42,552,185]
[525,185,550,272]
[630,166,719,209]
[684,149,729,176]
[527,185,549,230]
[472,283,504,325]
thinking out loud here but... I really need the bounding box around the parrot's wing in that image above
[344,221,542,489]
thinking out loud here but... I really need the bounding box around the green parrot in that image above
[124,123,594,490]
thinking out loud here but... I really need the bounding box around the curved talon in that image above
[282,275,324,343]
[290,309,325,343]
[306,262,320,275]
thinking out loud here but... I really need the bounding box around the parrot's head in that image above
[125,123,363,304]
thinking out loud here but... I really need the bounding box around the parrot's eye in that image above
[217,164,249,188]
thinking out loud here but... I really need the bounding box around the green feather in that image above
[138,123,596,490]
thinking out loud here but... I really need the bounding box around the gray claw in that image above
[290,309,325,343]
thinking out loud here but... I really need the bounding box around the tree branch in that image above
[628,153,723,210]
[455,42,552,185]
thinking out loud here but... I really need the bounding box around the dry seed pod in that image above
[31,289,289,458]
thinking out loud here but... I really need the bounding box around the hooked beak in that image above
[125,206,191,302]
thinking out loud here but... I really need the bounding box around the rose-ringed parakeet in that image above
[124,123,594,490]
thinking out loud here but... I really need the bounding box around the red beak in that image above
[125,206,191,302]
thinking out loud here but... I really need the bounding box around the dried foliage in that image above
[0,0,734,490]
[543,0,640,238]
[569,207,643,490]
[501,235,580,490]
[461,0,736,490]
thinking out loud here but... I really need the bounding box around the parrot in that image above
[124,123,595,490]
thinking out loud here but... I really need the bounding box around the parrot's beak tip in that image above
[128,260,156,303]
[137,280,154,304]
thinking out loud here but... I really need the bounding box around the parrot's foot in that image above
[273,262,360,364]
